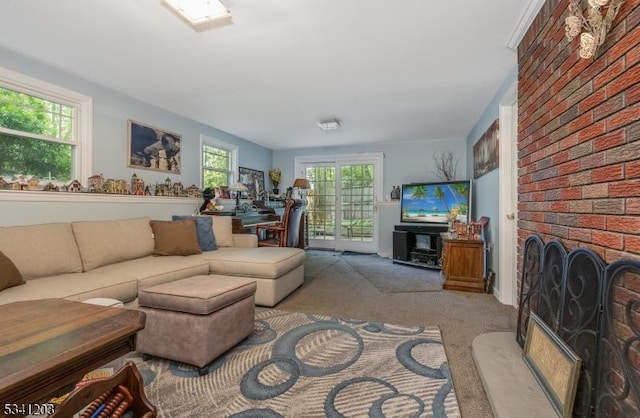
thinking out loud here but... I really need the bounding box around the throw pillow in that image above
[172,215,217,251]
[211,215,234,247]
[0,251,26,292]
[150,219,202,256]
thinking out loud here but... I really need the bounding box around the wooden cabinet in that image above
[441,237,484,292]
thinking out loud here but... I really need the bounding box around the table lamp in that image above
[293,178,310,205]
[293,178,310,189]
[229,182,248,212]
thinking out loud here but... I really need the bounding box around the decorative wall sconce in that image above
[565,0,625,58]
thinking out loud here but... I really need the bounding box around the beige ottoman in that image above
[136,275,256,375]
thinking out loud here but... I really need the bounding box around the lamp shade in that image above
[229,182,248,192]
[293,178,310,189]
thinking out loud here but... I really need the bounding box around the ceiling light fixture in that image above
[565,0,624,59]
[162,0,231,28]
[317,119,341,131]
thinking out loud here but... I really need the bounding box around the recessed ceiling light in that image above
[318,119,341,131]
[163,0,231,28]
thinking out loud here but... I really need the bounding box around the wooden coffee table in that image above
[0,298,145,410]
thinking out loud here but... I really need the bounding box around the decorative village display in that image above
[0,173,202,198]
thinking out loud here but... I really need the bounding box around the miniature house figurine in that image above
[27,176,40,190]
[130,173,139,192]
[88,174,104,192]
[64,179,82,192]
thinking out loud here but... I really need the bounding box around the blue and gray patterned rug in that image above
[125,308,460,417]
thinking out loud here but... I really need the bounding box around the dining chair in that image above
[256,199,304,247]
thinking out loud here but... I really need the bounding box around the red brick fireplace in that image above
[518,0,640,271]
[516,0,640,415]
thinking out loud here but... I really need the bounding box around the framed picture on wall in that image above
[127,120,181,174]
[473,119,499,179]
[238,167,265,199]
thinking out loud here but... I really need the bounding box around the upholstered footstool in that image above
[136,275,257,375]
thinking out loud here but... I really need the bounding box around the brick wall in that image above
[518,0,640,263]
[517,1,640,412]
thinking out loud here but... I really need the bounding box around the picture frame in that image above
[218,186,230,199]
[238,167,265,199]
[127,120,181,174]
[523,313,582,418]
[473,118,499,179]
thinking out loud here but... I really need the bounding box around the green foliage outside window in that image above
[0,87,73,181]
[202,144,232,189]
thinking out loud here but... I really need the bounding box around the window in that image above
[201,135,237,189]
[0,68,92,186]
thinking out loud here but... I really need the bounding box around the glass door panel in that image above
[338,164,375,252]
[303,160,378,253]
[306,165,336,249]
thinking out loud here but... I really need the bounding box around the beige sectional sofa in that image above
[0,217,305,307]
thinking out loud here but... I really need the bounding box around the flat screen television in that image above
[400,180,471,225]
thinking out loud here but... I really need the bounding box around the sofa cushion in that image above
[172,215,217,251]
[72,217,154,272]
[0,223,83,279]
[211,216,234,247]
[0,251,25,292]
[203,247,305,279]
[95,255,210,290]
[0,271,138,305]
[151,219,202,256]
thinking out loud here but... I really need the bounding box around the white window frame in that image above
[200,134,238,188]
[0,67,93,186]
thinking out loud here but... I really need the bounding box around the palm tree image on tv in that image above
[401,182,469,223]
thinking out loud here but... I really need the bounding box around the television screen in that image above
[400,180,471,224]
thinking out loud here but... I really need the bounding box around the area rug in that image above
[338,252,443,293]
[122,308,460,417]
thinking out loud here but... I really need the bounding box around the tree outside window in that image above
[202,144,232,188]
[0,87,74,181]
[0,68,92,188]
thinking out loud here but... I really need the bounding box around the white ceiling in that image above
[0,0,534,150]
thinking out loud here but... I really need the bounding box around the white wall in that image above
[0,193,199,226]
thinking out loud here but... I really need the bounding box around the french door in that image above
[295,153,383,253]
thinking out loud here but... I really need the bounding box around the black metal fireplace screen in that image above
[517,235,640,417]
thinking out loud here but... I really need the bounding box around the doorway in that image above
[294,153,383,253]
[498,82,518,306]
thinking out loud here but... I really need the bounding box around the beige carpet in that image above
[278,250,517,418]
[339,252,443,292]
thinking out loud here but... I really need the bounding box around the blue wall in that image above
[0,46,272,225]
[1,43,516,270]
[273,139,468,197]
[0,46,271,189]
[465,66,517,289]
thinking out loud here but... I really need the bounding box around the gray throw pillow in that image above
[172,215,217,251]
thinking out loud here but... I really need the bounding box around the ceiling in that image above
[0,1,535,150]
